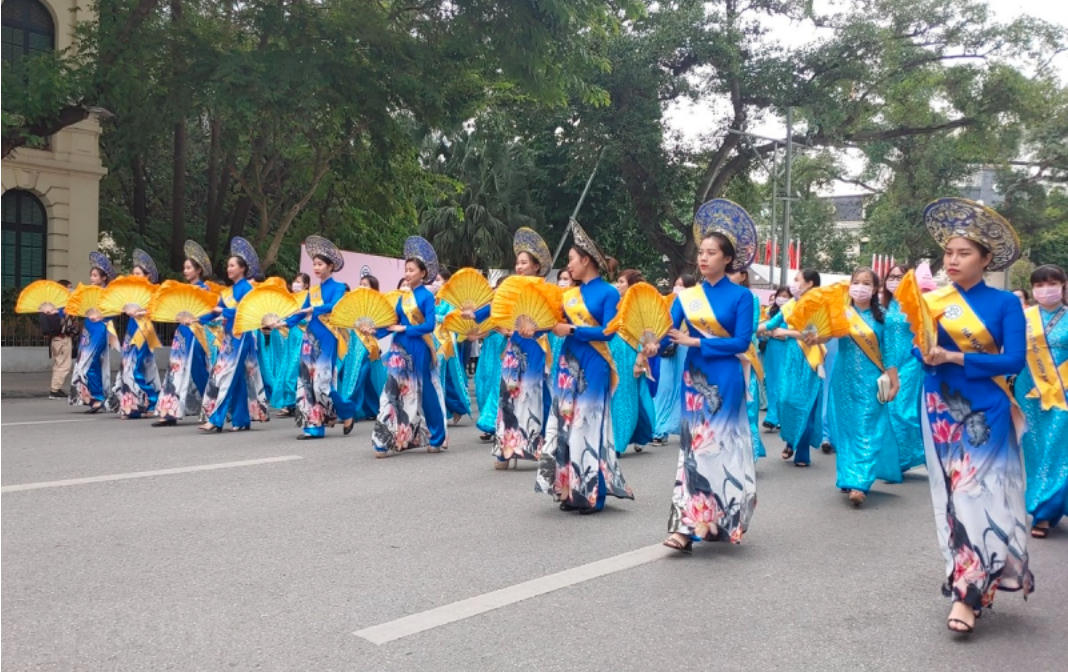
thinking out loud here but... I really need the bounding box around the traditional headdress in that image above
[183,240,212,278]
[569,218,609,272]
[513,227,552,277]
[132,248,159,283]
[88,251,115,280]
[923,197,1020,272]
[404,236,439,283]
[692,198,758,272]
[229,236,261,279]
[304,235,345,271]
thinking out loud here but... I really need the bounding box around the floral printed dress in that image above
[919,281,1032,612]
[536,278,632,510]
[156,282,213,422]
[372,286,447,454]
[666,278,756,544]
[108,317,162,419]
[69,316,115,407]
[495,331,551,463]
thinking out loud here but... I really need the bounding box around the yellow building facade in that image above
[2,0,107,288]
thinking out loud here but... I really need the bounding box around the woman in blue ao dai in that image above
[535,223,632,514]
[283,237,357,440]
[198,245,271,432]
[918,200,1032,635]
[759,269,824,466]
[1014,264,1068,539]
[880,264,926,472]
[67,253,115,413]
[154,242,214,426]
[662,232,756,553]
[110,249,162,419]
[759,286,793,432]
[371,239,447,456]
[727,267,766,460]
[827,268,903,506]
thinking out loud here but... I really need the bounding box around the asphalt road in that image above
[2,398,1065,671]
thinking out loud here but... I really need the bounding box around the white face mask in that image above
[673,286,684,295]
[775,296,790,307]
[789,282,801,298]
[291,282,304,292]
[885,279,900,293]
[849,284,873,302]
[1033,285,1064,307]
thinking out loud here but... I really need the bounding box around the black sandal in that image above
[343,418,356,436]
[662,535,693,554]
[781,446,794,460]
[947,618,974,635]
[84,402,103,415]
[296,434,320,440]
[152,419,177,427]
[479,432,494,443]
[559,502,579,512]
[1031,525,1050,539]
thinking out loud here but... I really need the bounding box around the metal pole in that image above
[780,107,793,285]
[551,148,606,267]
[768,148,777,287]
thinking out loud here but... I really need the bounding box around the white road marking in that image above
[354,543,674,645]
[1,456,304,493]
[1,419,95,427]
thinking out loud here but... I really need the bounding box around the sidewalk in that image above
[1,371,56,399]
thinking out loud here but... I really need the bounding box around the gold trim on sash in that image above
[1023,305,1068,411]
[563,286,619,391]
[679,285,763,389]
[844,307,884,371]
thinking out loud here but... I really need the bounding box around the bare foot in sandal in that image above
[947,602,976,634]
[662,533,693,554]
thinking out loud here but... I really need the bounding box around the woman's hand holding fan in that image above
[606,283,673,379]
[785,281,850,341]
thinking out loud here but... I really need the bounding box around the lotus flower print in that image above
[681,492,720,539]
[948,453,981,495]
[926,392,949,414]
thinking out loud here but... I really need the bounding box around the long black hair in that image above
[880,263,910,308]
[768,285,792,318]
[851,267,885,324]
[800,268,821,288]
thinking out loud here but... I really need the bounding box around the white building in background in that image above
[1,0,107,289]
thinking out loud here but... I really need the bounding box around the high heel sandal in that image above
[343,419,356,436]
[662,534,693,554]
[84,402,103,415]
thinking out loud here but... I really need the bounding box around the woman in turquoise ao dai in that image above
[759,269,825,466]
[268,273,309,417]
[727,266,766,460]
[651,275,696,444]
[661,200,757,554]
[339,274,384,421]
[153,241,215,426]
[759,286,793,432]
[371,237,447,456]
[611,269,657,455]
[827,267,903,506]
[198,238,271,432]
[281,236,357,440]
[535,221,631,513]
[67,252,116,412]
[1015,264,1068,539]
[919,198,1032,635]
[109,248,162,419]
[881,264,926,472]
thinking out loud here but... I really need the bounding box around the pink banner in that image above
[299,245,406,291]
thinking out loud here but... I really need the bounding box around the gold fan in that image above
[899,269,940,355]
[438,268,494,313]
[606,282,673,350]
[149,282,219,323]
[254,276,289,292]
[15,280,71,314]
[204,280,227,296]
[292,289,308,308]
[786,281,850,338]
[442,310,490,341]
[499,282,562,334]
[99,276,156,317]
[66,284,105,317]
[382,290,404,309]
[330,287,398,332]
[232,287,302,336]
[490,275,543,328]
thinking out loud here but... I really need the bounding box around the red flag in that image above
[796,241,802,268]
[765,239,772,264]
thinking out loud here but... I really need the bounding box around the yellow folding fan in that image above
[292,289,308,308]
[148,281,219,323]
[605,282,673,350]
[254,276,289,292]
[65,284,105,317]
[204,280,227,296]
[15,280,71,314]
[897,269,940,356]
[99,276,156,317]
[498,282,563,334]
[329,287,398,332]
[786,281,850,339]
[438,268,494,313]
[442,310,490,341]
[382,290,404,309]
[490,275,543,329]
[232,286,302,335]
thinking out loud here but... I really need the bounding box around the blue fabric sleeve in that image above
[285,291,314,328]
[404,290,436,336]
[963,298,1027,378]
[699,291,754,357]
[573,284,618,342]
[763,311,785,330]
[474,305,491,323]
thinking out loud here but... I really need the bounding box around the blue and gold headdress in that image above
[692,199,758,272]
[183,240,212,278]
[569,218,609,273]
[404,236,439,283]
[229,236,261,279]
[132,248,159,283]
[923,197,1020,272]
[513,227,552,277]
[305,235,345,271]
[88,251,114,280]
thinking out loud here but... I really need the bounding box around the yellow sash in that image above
[563,286,619,391]
[779,298,826,373]
[400,290,436,353]
[679,286,762,388]
[844,307,884,371]
[1023,305,1068,411]
[130,317,162,350]
[310,285,351,360]
[221,287,236,310]
[106,320,120,351]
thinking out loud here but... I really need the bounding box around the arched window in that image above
[1,0,55,63]
[2,190,48,289]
